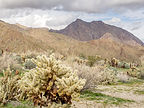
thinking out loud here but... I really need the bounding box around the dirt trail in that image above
[72,83,144,108]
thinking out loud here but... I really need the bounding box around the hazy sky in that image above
[0,0,144,41]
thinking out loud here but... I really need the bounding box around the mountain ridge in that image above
[0,19,144,63]
[50,19,144,46]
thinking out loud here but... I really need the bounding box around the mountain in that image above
[0,20,144,63]
[50,19,144,46]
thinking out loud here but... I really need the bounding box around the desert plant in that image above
[96,66,117,85]
[127,70,140,78]
[79,53,86,59]
[86,56,97,67]
[72,63,117,90]
[24,59,36,69]
[0,66,23,105]
[73,64,97,90]
[74,57,87,65]
[0,53,18,73]
[110,58,119,67]
[18,54,86,108]
[117,62,123,68]
[14,55,23,64]
[139,70,144,79]
[124,63,130,69]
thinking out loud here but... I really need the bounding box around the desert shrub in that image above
[127,70,140,78]
[73,64,97,90]
[117,62,123,68]
[24,59,36,69]
[18,54,86,108]
[55,53,66,60]
[117,72,131,83]
[79,53,86,59]
[73,63,117,90]
[110,58,119,67]
[74,57,87,65]
[86,55,102,67]
[0,53,18,72]
[124,63,130,69]
[96,66,117,85]
[86,56,97,67]
[14,55,23,64]
[0,66,23,105]
[25,54,37,59]
[139,71,144,79]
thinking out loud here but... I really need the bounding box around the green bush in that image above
[124,63,130,69]
[87,56,96,67]
[24,59,36,70]
[14,55,23,64]
[79,53,86,59]
[117,62,123,68]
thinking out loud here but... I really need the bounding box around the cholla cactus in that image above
[110,58,119,67]
[0,66,22,105]
[18,54,86,107]
[74,57,87,65]
[96,66,117,85]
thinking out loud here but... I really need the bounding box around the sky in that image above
[0,0,144,42]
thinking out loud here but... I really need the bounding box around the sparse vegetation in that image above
[134,90,144,95]
[0,51,144,108]
[24,59,36,69]
[81,90,134,105]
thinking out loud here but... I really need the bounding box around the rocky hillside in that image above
[50,19,144,46]
[0,20,144,63]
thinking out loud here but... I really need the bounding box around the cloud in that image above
[105,17,121,24]
[0,0,144,13]
[0,0,144,42]
[0,9,79,29]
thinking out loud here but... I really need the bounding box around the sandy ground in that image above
[71,83,144,108]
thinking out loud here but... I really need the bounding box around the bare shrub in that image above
[72,63,117,90]
[0,53,18,72]
[116,72,131,83]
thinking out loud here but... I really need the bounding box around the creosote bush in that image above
[18,54,86,108]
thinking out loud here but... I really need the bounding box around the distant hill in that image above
[0,20,50,52]
[50,19,144,46]
[0,20,144,63]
